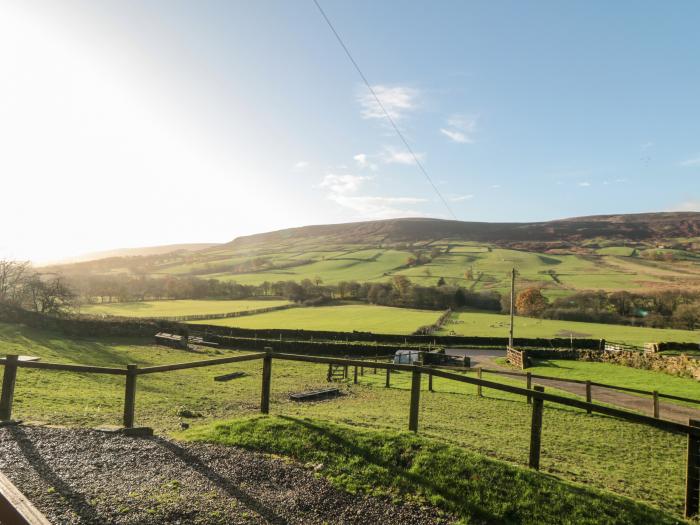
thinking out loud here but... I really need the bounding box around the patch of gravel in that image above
[0,425,453,524]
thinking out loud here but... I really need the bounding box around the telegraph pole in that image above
[509,268,516,348]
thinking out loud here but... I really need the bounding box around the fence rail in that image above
[0,350,699,518]
[506,346,529,369]
[0,470,51,525]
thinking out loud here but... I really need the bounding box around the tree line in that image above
[512,287,700,330]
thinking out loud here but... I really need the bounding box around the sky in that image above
[1,0,699,262]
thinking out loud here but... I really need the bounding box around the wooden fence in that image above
[0,350,699,518]
[605,340,644,353]
[0,470,50,525]
[506,346,529,369]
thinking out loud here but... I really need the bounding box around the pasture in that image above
[441,310,700,345]
[192,304,442,334]
[79,299,291,318]
[0,321,692,517]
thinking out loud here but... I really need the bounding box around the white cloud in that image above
[578,182,591,187]
[353,153,367,167]
[329,195,428,219]
[358,85,419,121]
[490,184,501,189]
[440,114,477,144]
[641,141,654,150]
[448,194,474,202]
[319,173,426,219]
[293,161,309,170]
[319,174,370,195]
[679,156,700,167]
[671,199,700,212]
[382,146,425,165]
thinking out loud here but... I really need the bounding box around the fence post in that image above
[374,356,377,374]
[327,363,332,382]
[385,367,391,388]
[529,386,545,470]
[0,355,19,421]
[653,391,660,419]
[477,367,483,397]
[344,357,348,379]
[686,419,700,518]
[353,365,358,385]
[360,364,364,376]
[526,372,532,404]
[586,380,592,414]
[123,364,138,428]
[408,369,422,432]
[261,348,272,414]
[428,369,433,392]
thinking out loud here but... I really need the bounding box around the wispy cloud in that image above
[490,184,501,189]
[353,153,378,171]
[641,141,654,150]
[319,174,370,194]
[358,85,419,121]
[440,114,477,144]
[319,173,426,218]
[448,194,474,202]
[578,182,591,187]
[679,156,700,167]
[671,199,700,212]
[381,146,425,165]
[293,161,309,171]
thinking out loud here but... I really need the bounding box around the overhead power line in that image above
[311,0,457,220]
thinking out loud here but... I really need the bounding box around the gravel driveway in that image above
[0,425,451,525]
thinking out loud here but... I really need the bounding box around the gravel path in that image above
[0,425,452,525]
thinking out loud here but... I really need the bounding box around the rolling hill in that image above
[45,212,700,297]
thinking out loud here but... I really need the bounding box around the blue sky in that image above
[1,0,699,260]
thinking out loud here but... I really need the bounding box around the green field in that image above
[503,358,700,402]
[183,416,681,525]
[0,321,692,517]
[79,299,291,318]
[441,311,699,345]
[191,304,442,334]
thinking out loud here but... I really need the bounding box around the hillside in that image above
[45,212,700,297]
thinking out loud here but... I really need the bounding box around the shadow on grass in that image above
[277,414,505,524]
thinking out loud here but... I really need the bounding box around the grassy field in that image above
[440,311,699,345]
[0,321,693,517]
[495,358,700,403]
[79,299,291,318]
[183,416,682,525]
[191,304,442,334]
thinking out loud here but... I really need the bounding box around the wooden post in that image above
[385,367,391,388]
[509,267,516,348]
[0,355,19,421]
[529,386,544,470]
[261,348,272,414]
[526,372,532,404]
[360,365,364,376]
[653,391,660,419]
[686,419,700,518]
[353,365,358,384]
[408,369,422,432]
[428,369,433,392]
[344,357,348,379]
[477,367,483,397]
[586,380,592,414]
[374,356,377,374]
[123,364,138,428]
[327,363,333,382]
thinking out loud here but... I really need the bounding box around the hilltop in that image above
[43,212,700,298]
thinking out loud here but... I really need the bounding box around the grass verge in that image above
[181,415,686,525]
